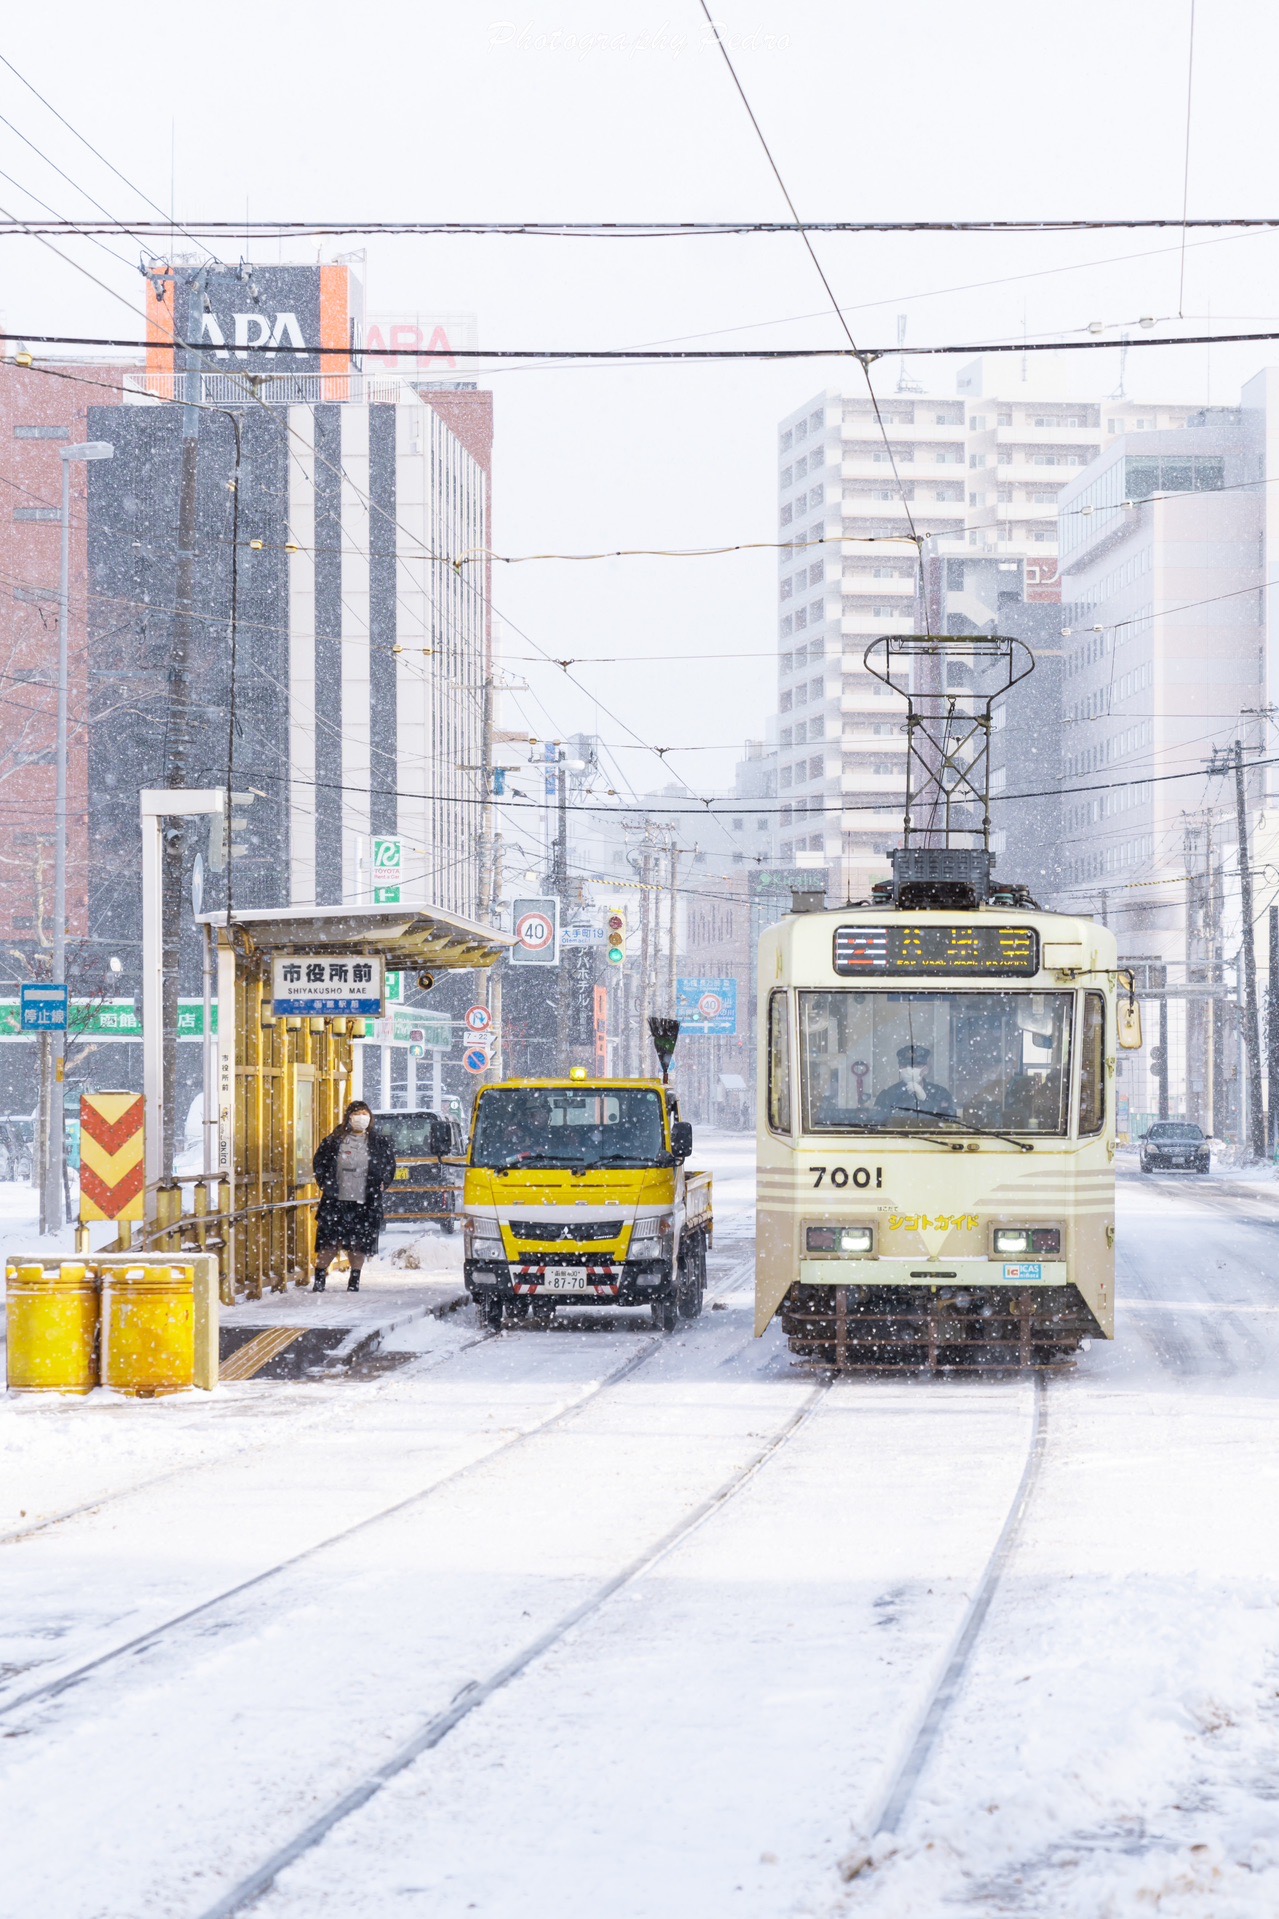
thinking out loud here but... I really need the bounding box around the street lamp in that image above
[42,440,113,1233]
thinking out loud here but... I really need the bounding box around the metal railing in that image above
[80,1161,466,1306]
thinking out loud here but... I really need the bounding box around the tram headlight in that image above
[993,1227,1062,1256]
[805,1225,874,1256]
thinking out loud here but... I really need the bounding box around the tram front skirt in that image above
[779,1281,1100,1370]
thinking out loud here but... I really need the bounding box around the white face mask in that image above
[349,1113,371,1132]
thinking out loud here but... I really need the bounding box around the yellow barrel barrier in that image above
[100,1262,196,1398]
[5,1261,101,1395]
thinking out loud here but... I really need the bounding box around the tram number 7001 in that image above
[810,1165,882,1190]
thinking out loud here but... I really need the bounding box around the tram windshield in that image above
[799,990,1074,1136]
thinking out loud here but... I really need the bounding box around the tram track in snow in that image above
[0,1319,495,1553]
[0,1241,758,1727]
[186,1358,1051,1918]
[194,1374,832,1919]
[857,1372,1050,1853]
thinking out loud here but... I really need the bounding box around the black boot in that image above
[312,1268,327,1292]
[347,1272,361,1292]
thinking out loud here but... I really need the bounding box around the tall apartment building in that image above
[774,366,1195,899]
[1056,404,1268,1136]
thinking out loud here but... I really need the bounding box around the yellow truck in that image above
[461,1073,713,1331]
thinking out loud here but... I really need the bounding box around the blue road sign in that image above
[463,1045,490,1074]
[21,983,68,1032]
[675,976,738,1037]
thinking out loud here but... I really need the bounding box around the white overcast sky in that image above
[5,0,1279,801]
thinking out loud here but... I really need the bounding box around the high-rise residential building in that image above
[1055,402,1267,1138]
[773,366,1195,900]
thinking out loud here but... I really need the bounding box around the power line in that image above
[18,326,1279,360]
[4,216,1279,237]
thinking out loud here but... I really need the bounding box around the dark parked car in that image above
[376,1109,464,1231]
[1140,1121,1210,1174]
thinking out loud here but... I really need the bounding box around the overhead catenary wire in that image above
[23,325,1279,359]
[6,216,1279,237]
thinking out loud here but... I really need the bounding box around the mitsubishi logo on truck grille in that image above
[508,1219,623,1242]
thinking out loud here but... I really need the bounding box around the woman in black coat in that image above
[311,1101,398,1292]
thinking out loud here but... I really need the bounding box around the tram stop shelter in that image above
[144,903,511,1302]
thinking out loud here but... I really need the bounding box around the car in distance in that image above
[1139,1121,1210,1175]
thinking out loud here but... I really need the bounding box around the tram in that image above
[755,887,1129,1368]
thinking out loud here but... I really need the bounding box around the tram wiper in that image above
[906,1109,1035,1153]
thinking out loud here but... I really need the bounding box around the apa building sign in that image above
[364,313,478,370]
[147,263,361,374]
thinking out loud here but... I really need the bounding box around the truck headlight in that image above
[629,1214,673,1247]
[993,1227,1062,1255]
[805,1225,874,1255]
[464,1221,506,1261]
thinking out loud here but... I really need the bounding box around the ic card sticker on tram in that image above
[833,924,1039,976]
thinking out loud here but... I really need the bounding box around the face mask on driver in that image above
[349,1113,371,1132]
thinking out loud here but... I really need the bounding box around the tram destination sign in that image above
[833,924,1039,977]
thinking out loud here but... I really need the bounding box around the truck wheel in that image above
[678,1235,706,1319]
[440,1216,457,1236]
[653,1290,679,1332]
[483,1295,505,1331]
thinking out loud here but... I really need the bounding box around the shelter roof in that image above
[212,903,512,970]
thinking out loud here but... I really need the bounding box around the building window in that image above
[808,444,824,467]
[780,690,793,712]
[809,561,823,585]
[13,508,61,523]
[14,425,70,440]
[781,651,793,673]
[997,412,1012,426]
[809,677,823,700]
[795,454,808,480]
[780,577,793,601]
[780,465,792,487]
[795,419,808,442]
[780,725,792,746]
[809,410,823,431]
[780,429,793,451]
[809,755,823,779]
[732,818,744,832]
[808,598,824,622]
[781,616,793,638]
[795,608,808,630]
[780,503,793,525]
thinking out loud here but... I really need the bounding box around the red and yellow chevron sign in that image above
[79,1092,145,1222]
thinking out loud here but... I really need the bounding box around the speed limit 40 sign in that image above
[509,896,560,967]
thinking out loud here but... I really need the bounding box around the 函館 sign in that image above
[272,955,384,1018]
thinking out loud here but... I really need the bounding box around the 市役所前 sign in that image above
[272,955,384,1017]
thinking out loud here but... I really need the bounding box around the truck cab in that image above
[462,1073,712,1331]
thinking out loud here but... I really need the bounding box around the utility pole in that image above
[1269,904,1279,1154]
[40,439,114,1231]
[666,836,679,1017]
[1230,740,1266,1157]
[158,267,205,1181]
[637,835,654,1071]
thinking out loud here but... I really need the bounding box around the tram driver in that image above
[871,1042,956,1125]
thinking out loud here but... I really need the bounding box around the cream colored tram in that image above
[756,905,1122,1368]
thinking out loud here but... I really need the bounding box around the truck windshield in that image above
[799,990,1074,1137]
[471,1088,667,1168]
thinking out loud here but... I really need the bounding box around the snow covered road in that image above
[3,1144,1279,1917]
